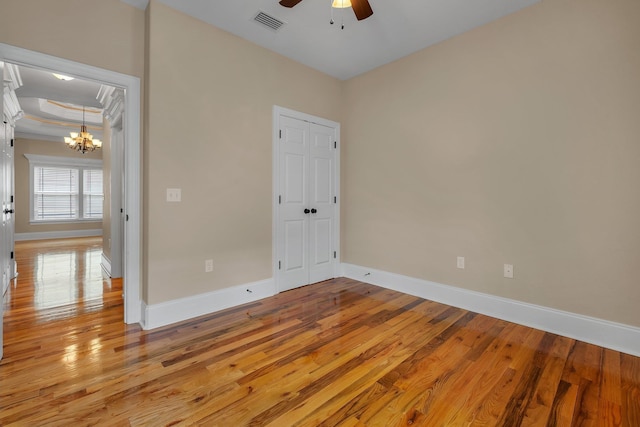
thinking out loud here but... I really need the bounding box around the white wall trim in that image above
[142,278,277,330]
[14,132,61,142]
[15,229,102,241]
[341,263,640,357]
[101,253,112,277]
[0,43,143,325]
[24,153,102,168]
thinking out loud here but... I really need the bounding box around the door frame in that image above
[272,105,340,292]
[0,43,142,324]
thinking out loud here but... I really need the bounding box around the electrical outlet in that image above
[504,264,514,279]
[167,188,181,202]
[457,256,465,269]
[205,259,213,272]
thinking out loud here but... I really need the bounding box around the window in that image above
[26,154,103,223]
[83,169,104,220]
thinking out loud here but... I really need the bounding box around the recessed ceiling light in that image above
[53,73,75,81]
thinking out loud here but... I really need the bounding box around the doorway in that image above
[273,106,340,292]
[0,44,141,330]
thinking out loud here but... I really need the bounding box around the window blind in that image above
[33,167,79,220]
[83,169,103,219]
[32,165,103,221]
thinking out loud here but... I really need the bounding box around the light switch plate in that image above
[167,188,181,202]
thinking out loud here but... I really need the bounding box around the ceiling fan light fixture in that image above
[332,0,352,8]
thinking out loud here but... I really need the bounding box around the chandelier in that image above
[64,106,102,154]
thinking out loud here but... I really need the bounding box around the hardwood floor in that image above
[1,238,639,426]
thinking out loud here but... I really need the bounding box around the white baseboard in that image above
[341,263,640,357]
[15,229,102,241]
[101,253,112,277]
[142,278,277,330]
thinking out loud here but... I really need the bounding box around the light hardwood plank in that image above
[1,238,640,426]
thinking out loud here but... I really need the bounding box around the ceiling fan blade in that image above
[351,0,373,20]
[279,0,304,7]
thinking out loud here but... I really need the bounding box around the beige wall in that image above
[342,0,640,327]
[144,1,342,304]
[14,138,102,234]
[4,0,638,330]
[0,0,145,78]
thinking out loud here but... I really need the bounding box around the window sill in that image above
[30,219,103,225]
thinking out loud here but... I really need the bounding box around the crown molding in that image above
[3,63,24,125]
[97,85,125,126]
[14,131,63,142]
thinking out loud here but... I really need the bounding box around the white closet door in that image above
[278,116,310,291]
[276,113,337,292]
[308,123,335,284]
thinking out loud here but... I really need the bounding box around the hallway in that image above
[3,237,123,323]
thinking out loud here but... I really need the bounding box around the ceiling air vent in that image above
[254,11,285,31]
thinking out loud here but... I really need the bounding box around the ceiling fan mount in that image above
[279,0,373,21]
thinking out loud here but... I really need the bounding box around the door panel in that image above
[279,116,309,291]
[0,113,3,361]
[284,219,305,272]
[0,63,6,359]
[313,158,331,203]
[284,154,305,203]
[1,118,7,296]
[312,219,331,264]
[1,117,12,295]
[6,122,14,282]
[308,123,335,283]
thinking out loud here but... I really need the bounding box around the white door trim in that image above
[0,43,142,325]
[272,106,340,292]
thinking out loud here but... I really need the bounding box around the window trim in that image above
[25,154,103,224]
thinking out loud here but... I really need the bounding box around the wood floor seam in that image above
[1,238,639,426]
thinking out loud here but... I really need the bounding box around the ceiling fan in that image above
[279,0,374,21]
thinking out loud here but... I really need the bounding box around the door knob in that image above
[304,208,310,214]
[311,208,317,214]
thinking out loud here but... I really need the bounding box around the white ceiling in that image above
[146,0,540,80]
[17,66,104,108]
[14,0,541,141]
[13,65,106,142]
